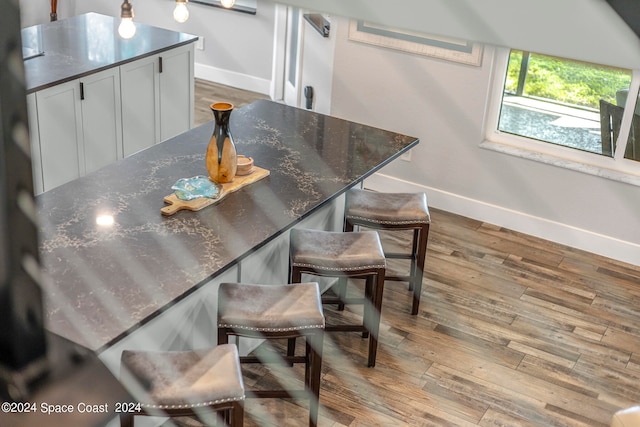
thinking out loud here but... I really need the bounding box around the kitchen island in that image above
[23,13,198,193]
[36,100,418,370]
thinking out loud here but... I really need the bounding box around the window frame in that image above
[483,47,640,181]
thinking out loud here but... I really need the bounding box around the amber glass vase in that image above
[206,102,237,183]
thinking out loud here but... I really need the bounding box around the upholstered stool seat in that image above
[218,282,325,427]
[119,344,244,427]
[611,406,640,427]
[344,188,430,315]
[289,228,386,367]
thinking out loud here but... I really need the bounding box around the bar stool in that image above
[344,188,430,315]
[288,228,386,367]
[119,344,245,427]
[217,282,325,427]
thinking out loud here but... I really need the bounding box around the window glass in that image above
[497,50,633,158]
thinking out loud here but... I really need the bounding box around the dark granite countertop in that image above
[36,100,419,352]
[22,13,197,93]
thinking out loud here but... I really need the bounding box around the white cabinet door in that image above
[35,80,83,191]
[159,43,194,141]
[34,69,122,192]
[80,68,123,174]
[120,55,160,157]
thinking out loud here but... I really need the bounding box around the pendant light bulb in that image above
[173,0,189,23]
[220,0,235,8]
[118,0,136,39]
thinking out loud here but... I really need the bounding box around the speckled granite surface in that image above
[36,100,419,352]
[22,13,197,93]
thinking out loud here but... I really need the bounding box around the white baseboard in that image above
[364,173,640,266]
[194,63,272,96]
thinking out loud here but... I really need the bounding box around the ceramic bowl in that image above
[236,155,254,176]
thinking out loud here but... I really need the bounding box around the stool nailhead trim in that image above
[346,215,430,225]
[292,262,385,271]
[218,323,325,332]
[140,395,244,410]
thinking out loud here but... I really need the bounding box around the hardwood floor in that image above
[190,81,640,426]
[194,79,269,126]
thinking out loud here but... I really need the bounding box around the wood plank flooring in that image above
[189,80,640,426]
[194,79,269,126]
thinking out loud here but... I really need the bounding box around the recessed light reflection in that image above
[96,214,115,227]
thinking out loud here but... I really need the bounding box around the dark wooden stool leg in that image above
[362,276,373,339]
[411,224,429,315]
[306,330,323,427]
[367,269,385,367]
[335,277,347,311]
[231,401,244,427]
[287,267,304,358]
[408,228,420,292]
[120,413,134,427]
[339,220,356,311]
[218,327,230,345]
[287,337,297,366]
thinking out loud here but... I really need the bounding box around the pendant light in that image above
[118,0,136,39]
[173,0,189,23]
[220,0,235,8]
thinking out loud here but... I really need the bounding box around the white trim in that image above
[615,69,640,160]
[479,140,640,187]
[194,62,271,95]
[347,20,483,66]
[364,172,640,266]
[270,4,288,101]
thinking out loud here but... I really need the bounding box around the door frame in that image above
[271,4,304,107]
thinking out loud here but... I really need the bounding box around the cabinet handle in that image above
[159,57,163,74]
[80,82,85,100]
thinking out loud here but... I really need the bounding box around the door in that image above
[274,6,335,113]
[283,6,303,107]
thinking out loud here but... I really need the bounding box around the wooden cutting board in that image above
[161,166,270,216]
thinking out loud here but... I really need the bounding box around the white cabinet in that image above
[32,68,122,192]
[29,43,194,193]
[120,43,194,157]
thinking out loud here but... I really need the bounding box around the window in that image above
[484,48,640,181]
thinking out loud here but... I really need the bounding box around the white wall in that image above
[328,15,640,265]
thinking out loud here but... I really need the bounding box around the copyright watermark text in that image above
[1,401,141,414]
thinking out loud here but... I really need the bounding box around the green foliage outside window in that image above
[504,50,632,109]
